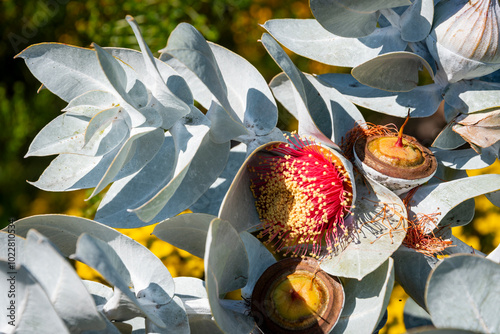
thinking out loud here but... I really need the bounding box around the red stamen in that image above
[249,134,353,258]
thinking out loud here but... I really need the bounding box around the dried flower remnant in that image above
[402,188,453,256]
[248,134,354,258]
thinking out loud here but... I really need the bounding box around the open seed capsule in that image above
[353,134,437,195]
[251,257,344,334]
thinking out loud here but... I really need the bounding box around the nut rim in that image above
[251,257,344,334]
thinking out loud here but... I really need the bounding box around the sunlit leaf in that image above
[321,174,406,279]
[400,0,433,42]
[310,0,410,38]
[263,20,406,67]
[154,213,215,259]
[352,51,434,92]
[23,230,106,332]
[317,74,443,118]
[239,232,276,299]
[261,33,334,145]
[0,262,70,334]
[408,174,500,231]
[204,218,254,333]
[335,258,395,333]
[426,255,500,333]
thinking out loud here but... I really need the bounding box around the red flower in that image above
[249,134,354,258]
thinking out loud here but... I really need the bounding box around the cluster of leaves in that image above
[2,0,500,333]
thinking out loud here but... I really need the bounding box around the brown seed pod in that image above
[354,134,437,195]
[251,257,344,334]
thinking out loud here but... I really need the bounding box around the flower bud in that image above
[426,0,500,84]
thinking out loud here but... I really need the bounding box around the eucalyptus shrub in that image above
[2,1,500,333]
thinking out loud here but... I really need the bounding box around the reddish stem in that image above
[395,111,410,148]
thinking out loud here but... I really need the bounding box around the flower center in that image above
[271,273,324,323]
[249,135,353,258]
[367,137,425,168]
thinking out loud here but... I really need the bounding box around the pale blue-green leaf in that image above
[0,232,24,263]
[393,246,439,309]
[317,74,443,117]
[190,143,247,215]
[408,174,500,231]
[209,43,278,135]
[261,33,334,145]
[307,73,365,143]
[206,101,247,144]
[105,47,193,107]
[82,280,114,307]
[426,255,500,333]
[158,53,214,110]
[409,40,438,76]
[310,0,394,38]
[163,23,231,114]
[144,296,189,334]
[88,127,164,198]
[84,106,122,146]
[435,198,475,233]
[242,126,285,155]
[133,133,227,221]
[239,232,276,300]
[400,0,433,42]
[10,215,175,299]
[447,235,485,257]
[63,90,118,117]
[25,113,89,157]
[126,17,191,130]
[23,230,106,332]
[112,124,163,179]
[15,43,114,102]
[263,19,406,67]
[72,233,166,328]
[130,109,213,222]
[218,143,270,233]
[205,218,249,295]
[0,262,70,334]
[427,164,468,186]
[93,43,146,127]
[403,297,433,330]
[27,111,129,158]
[444,80,500,114]
[432,148,497,170]
[153,213,215,259]
[29,145,120,191]
[271,72,364,144]
[173,278,222,333]
[352,51,434,92]
[486,190,500,208]
[205,218,254,333]
[335,258,395,333]
[426,33,500,84]
[321,174,406,280]
[432,123,467,149]
[95,133,175,227]
[269,72,300,119]
[99,131,228,227]
[487,243,500,263]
